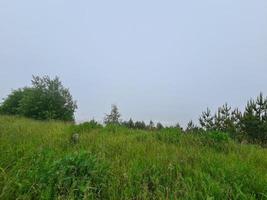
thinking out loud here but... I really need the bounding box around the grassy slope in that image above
[0,116,267,200]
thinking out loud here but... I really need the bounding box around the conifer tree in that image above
[156,122,164,130]
[199,108,214,131]
[148,120,154,130]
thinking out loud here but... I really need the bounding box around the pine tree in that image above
[214,103,233,132]
[240,93,267,144]
[128,118,134,129]
[156,122,164,130]
[199,108,214,131]
[175,122,183,132]
[148,120,154,130]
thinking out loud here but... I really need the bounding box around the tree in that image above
[0,75,77,121]
[240,93,267,144]
[199,104,241,138]
[214,103,235,133]
[185,120,201,133]
[122,118,135,129]
[148,120,154,130]
[156,122,164,130]
[104,104,121,125]
[175,122,183,132]
[0,88,27,115]
[134,121,146,129]
[199,108,214,131]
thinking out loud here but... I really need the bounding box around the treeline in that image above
[101,97,267,145]
[198,93,267,145]
[0,75,266,145]
[103,104,182,131]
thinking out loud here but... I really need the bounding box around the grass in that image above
[0,115,267,199]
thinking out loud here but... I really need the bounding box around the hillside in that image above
[0,116,267,199]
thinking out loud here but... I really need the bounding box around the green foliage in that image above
[240,93,267,144]
[156,122,164,130]
[134,121,147,130]
[0,88,26,115]
[104,104,121,125]
[186,120,202,133]
[125,160,181,199]
[122,119,153,130]
[148,120,155,130]
[198,131,233,153]
[0,75,77,121]
[70,120,103,134]
[198,93,267,145]
[205,131,230,143]
[122,118,135,129]
[0,116,267,199]
[103,122,127,134]
[199,108,214,131]
[47,152,110,199]
[155,128,181,144]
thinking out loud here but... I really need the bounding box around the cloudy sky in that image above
[0,0,267,126]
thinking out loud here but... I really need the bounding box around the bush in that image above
[46,152,110,199]
[205,131,230,143]
[155,128,181,144]
[103,123,127,134]
[0,75,77,121]
[201,131,232,152]
[70,120,103,134]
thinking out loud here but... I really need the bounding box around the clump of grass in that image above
[200,131,233,152]
[124,160,181,199]
[102,123,128,134]
[45,151,110,200]
[205,131,230,143]
[69,121,103,134]
[154,128,181,144]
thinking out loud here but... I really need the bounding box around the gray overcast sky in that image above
[0,0,267,126]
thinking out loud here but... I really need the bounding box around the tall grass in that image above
[0,115,267,199]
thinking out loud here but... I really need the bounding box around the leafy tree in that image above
[0,75,77,121]
[104,105,121,125]
[0,88,27,115]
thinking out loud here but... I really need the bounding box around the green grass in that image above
[0,116,267,200]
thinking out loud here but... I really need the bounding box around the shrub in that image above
[103,123,127,134]
[205,131,230,143]
[70,120,103,134]
[46,152,110,199]
[155,128,181,144]
[201,131,232,152]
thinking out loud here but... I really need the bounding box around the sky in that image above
[0,0,267,126]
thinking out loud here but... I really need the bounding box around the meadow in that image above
[0,115,267,200]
